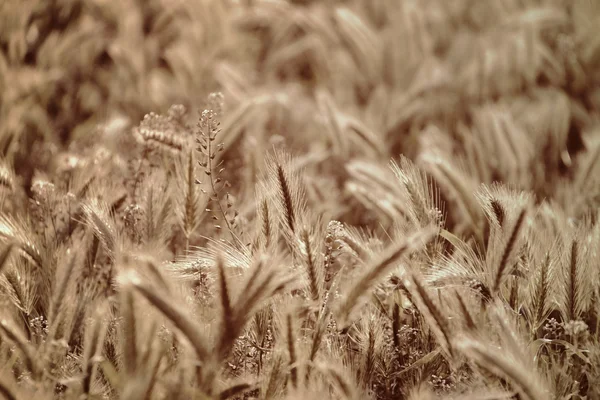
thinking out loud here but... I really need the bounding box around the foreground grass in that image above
[1,0,600,399]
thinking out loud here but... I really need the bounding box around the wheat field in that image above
[1,0,600,399]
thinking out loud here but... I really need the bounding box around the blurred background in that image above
[1,0,599,230]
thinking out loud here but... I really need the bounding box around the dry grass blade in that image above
[315,363,359,400]
[121,345,164,400]
[216,253,235,359]
[127,273,210,362]
[235,258,295,321]
[455,290,476,331]
[407,273,454,357]
[212,255,294,363]
[0,161,15,192]
[286,313,298,388]
[0,377,17,400]
[360,318,378,387]
[345,117,386,157]
[0,243,13,274]
[309,308,329,364]
[218,382,253,400]
[316,89,348,157]
[120,288,137,376]
[263,353,285,400]
[82,303,109,397]
[457,339,547,400]
[334,7,381,83]
[48,250,77,324]
[0,318,40,377]
[336,226,437,328]
[139,256,171,293]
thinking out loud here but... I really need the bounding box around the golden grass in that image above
[0,0,599,399]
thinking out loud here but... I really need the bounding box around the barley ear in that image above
[265,150,306,241]
[276,163,297,234]
[566,239,579,321]
[533,252,551,327]
[300,228,322,302]
[184,150,200,251]
[493,208,526,294]
[260,198,273,248]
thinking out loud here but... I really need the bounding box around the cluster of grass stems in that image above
[1,0,600,399]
